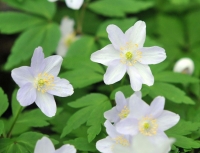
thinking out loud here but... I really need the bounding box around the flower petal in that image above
[90,44,120,66]
[34,136,55,153]
[127,66,142,91]
[104,107,119,123]
[43,55,63,76]
[115,91,127,111]
[35,92,57,117]
[11,66,34,87]
[31,46,45,76]
[47,77,74,97]
[125,21,146,48]
[157,110,180,131]
[148,96,165,118]
[96,137,114,153]
[104,120,120,138]
[134,63,154,86]
[55,144,76,153]
[106,24,127,50]
[104,60,126,84]
[66,0,84,10]
[17,83,36,106]
[56,39,68,57]
[139,46,166,64]
[60,17,74,35]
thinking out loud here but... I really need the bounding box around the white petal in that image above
[148,96,165,118]
[90,44,120,66]
[104,107,119,123]
[115,91,127,111]
[48,77,74,97]
[134,63,154,86]
[11,66,34,87]
[60,17,74,35]
[127,66,142,91]
[134,91,142,98]
[104,60,126,84]
[43,55,63,76]
[56,39,68,57]
[104,120,120,138]
[55,144,76,153]
[157,110,180,131]
[106,24,127,50]
[17,83,36,106]
[34,136,55,153]
[113,145,131,153]
[66,0,84,10]
[35,92,57,117]
[96,137,114,153]
[125,21,146,48]
[48,0,58,2]
[139,46,166,64]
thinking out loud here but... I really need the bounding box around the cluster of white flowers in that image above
[96,91,180,153]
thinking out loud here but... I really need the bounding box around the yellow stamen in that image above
[125,52,133,60]
[114,136,129,146]
[118,106,130,119]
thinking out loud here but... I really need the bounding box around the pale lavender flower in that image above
[34,136,76,153]
[48,0,84,10]
[11,47,74,117]
[115,94,180,150]
[91,21,166,91]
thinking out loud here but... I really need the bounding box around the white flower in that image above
[11,47,74,117]
[56,17,78,57]
[34,136,76,153]
[91,21,166,91]
[173,57,194,75]
[48,0,84,10]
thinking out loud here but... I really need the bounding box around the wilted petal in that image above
[48,77,74,97]
[104,107,119,123]
[115,91,127,111]
[11,66,34,87]
[157,110,180,131]
[35,92,57,117]
[34,136,55,153]
[125,21,146,48]
[55,144,76,153]
[107,24,127,50]
[96,137,114,153]
[43,55,63,76]
[134,63,154,86]
[104,60,126,84]
[66,0,84,10]
[139,46,166,64]
[17,83,36,106]
[90,44,120,66]
[127,66,142,91]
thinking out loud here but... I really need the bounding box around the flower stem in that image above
[7,106,23,138]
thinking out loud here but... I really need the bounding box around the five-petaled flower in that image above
[11,46,74,117]
[91,21,166,91]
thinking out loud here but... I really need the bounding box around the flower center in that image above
[118,106,130,119]
[119,42,142,66]
[139,116,158,136]
[34,73,55,93]
[63,32,76,47]
[114,136,129,146]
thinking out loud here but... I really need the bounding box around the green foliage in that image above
[0,88,9,117]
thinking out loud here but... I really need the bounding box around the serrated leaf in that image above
[0,88,9,117]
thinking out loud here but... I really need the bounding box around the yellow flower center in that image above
[125,52,133,60]
[64,32,76,47]
[114,136,129,146]
[139,116,158,136]
[118,106,130,119]
[34,73,55,93]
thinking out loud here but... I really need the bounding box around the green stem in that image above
[7,106,23,138]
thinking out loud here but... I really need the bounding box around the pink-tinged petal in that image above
[43,55,63,76]
[11,66,34,87]
[104,60,126,84]
[96,137,114,153]
[48,77,74,97]
[104,120,120,138]
[34,136,55,153]
[106,24,127,50]
[116,118,138,136]
[134,63,154,86]
[17,83,36,106]
[55,144,76,153]
[157,110,180,131]
[125,21,146,48]
[129,94,149,119]
[139,46,166,64]
[115,91,127,111]
[104,107,119,123]
[66,0,84,10]
[31,46,45,76]
[148,96,165,118]
[35,92,57,117]
[90,44,120,66]
[127,66,142,91]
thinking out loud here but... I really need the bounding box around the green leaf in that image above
[0,12,45,34]
[0,120,4,136]
[5,23,60,70]
[0,88,9,117]
[2,0,56,20]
